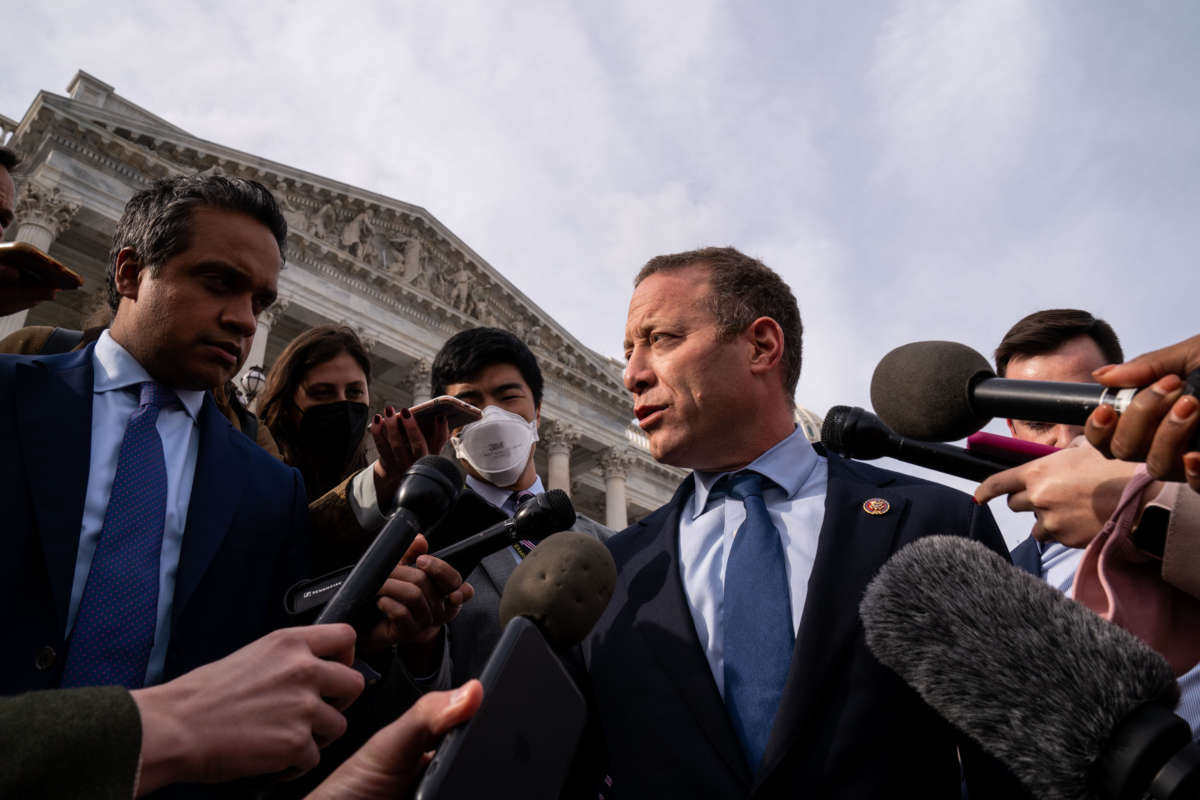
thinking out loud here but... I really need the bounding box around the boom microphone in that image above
[860,536,1199,800]
[431,489,578,577]
[870,340,1141,442]
[821,405,1012,482]
[315,455,462,632]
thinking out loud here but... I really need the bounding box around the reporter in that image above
[1086,333,1200,492]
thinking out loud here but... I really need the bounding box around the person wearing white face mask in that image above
[394,327,613,693]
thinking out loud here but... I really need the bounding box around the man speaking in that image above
[581,247,1023,798]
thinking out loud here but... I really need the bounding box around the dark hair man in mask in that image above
[393,327,613,690]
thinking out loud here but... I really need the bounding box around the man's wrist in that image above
[130,683,198,794]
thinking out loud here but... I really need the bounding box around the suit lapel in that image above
[626,481,752,785]
[757,455,909,783]
[478,547,518,602]
[15,350,95,633]
[172,395,247,621]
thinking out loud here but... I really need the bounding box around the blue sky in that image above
[6,1,1199,543]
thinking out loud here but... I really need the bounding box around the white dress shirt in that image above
[68,331,204,686]
[679,427,828,696]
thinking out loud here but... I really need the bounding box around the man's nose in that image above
[624,349,654,394]
[1053,424,1084,450]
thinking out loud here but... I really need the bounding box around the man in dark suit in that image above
[581,247,1024,798]
[1,174,311,695]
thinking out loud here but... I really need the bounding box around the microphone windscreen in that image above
[870,340,994,441]
[820,405,854,454]
[415,454,463,490]
[498,532,617,650]
[860,536,1180,800]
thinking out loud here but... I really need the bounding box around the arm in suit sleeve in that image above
[0,686,142,799]
[271,467,313,631]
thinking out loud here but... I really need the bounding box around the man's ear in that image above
[113,247,145,301]
[746,316,785,377]
[534,404,542,427]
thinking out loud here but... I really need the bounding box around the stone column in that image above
[600,448,635,530]
[234,299,289,407]
[541,420,579,497]
[406,358,433,405]
[0,182,81,337]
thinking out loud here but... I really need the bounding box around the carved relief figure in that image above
[341,210,379,265]
[312,203,338,240]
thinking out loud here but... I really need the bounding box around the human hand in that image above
[1085,334,1200,492]
[130,624,364,794]
[974,440,1152,547]
[307,680,483,800]
[369,406,452,507]
[0,264,57,315]
[365,534,474,667]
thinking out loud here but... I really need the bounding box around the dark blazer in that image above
[1010,535,1042,577]
[0,346,309,694]
[582,451,1028,799]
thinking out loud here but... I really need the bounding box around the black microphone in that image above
[314,455,462,633]
[821,405,1012,482]
[430,489,577,577]
[859,536,1199,800]
[869,340,1144,441]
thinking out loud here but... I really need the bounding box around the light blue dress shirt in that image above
[466,473,546,564]
[679,427,828,696]
[66,331,204,686]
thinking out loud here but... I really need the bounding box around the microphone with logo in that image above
[415,531,617,800]
[859,536,1199,800]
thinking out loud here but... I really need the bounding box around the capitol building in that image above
[0,71,823,527]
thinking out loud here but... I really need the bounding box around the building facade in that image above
[1,71,823,527]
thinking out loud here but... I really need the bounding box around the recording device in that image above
[0,241,83,290]
[431,489,577,576]
[313,455,461,633]
[821,405,1011,481]
[415,532,617,800]
[284,489,576,616]
[870,339,1145,441]
[859,536,1200,800]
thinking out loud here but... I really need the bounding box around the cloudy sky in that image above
[6,1,1199,543]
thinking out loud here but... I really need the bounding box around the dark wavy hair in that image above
[995,309,1123,376]
[431,327,544,407]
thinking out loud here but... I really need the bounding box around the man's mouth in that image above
[202,339,242,365]
[634,404,666,429]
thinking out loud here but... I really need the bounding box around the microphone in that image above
[431,489,578,577]
[498,531,618,649]
[821,405,1012,482]
[859,536,1199,800]
[869,340,1142,441]
[314,455,462,632]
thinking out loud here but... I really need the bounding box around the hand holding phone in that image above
[0,242,82,315]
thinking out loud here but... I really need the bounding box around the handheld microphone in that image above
[821,405,1012,482]
[431,489,577,577]
[314,455,462,632]
[870,340,1143,441]
[860,536,1199,800]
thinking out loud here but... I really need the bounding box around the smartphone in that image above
[965,431,1060,466]
[414,616,587,800]
[0,241,83,290]
[410,394,482,432]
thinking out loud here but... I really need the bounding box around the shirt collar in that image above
[92,330,205,422]
[466,473,546,511]
[690,426,819,520]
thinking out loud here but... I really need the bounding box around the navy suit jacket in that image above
[1010,535,1042,577]
[0,346,309,693]
[581,451,1029,799]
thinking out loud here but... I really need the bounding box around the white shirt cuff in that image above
[348,464,389,534]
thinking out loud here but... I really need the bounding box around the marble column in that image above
[600,447,634,530]
[406,358,433,405]
[234,299,289,407]
[541,420,579,497]
[0,181,81,337]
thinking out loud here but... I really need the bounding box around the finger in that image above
[301,623,358,663]
[1109,377,1182,461]
[310,700,350,750]
[1005,489,1032,515]
[1086,405,1119,456]
[974,466,1031,504]
[370,415,395,462]
[314,661,367,711]
[445,580,475,607]
[429,414,451,453]
[377,584,435,630]
[1030,517,1049,543]
[1185,453,1200,494]
[1145,395,1200,481]
[413,554,466,595]
[1093,334,1200,387]
[399,533,429,567]
[398,407,430,457]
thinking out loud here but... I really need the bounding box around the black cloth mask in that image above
[296,401,369,492]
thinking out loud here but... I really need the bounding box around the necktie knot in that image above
[727,470,765,502]
[511,490,536,509]
[138,381,178,411]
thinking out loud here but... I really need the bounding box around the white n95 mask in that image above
[450,405,540,487]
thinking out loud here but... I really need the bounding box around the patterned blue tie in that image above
[61,381,174,689]
[721,470,794,772]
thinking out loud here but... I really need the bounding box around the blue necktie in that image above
[62,381,175,689]
[720,470,794,772]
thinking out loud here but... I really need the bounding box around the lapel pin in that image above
[863,498,890,516]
